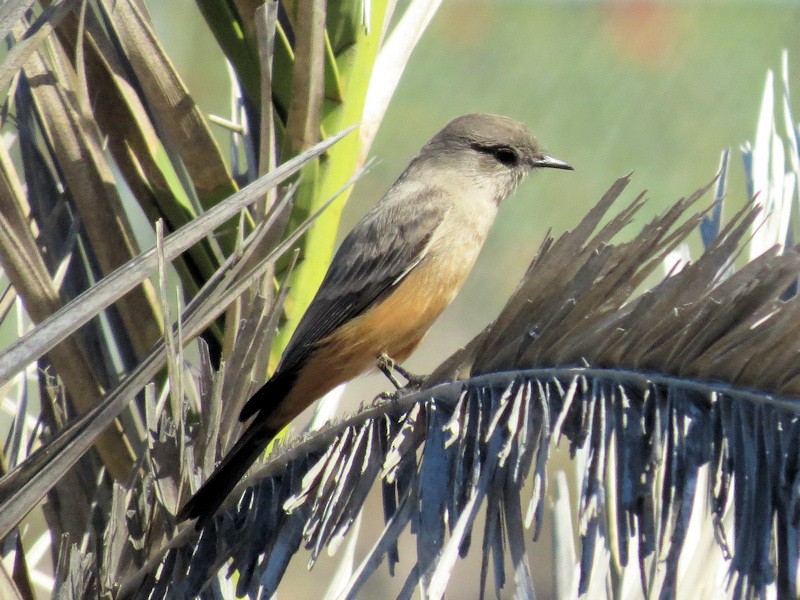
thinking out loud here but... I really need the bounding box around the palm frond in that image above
[0,136,361,544]
[3,3,798,599]
[93,166,800,600]
[0,1,441,596]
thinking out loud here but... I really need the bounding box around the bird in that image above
[178,113,572,526]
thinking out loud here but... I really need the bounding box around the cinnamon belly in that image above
[265,255,473,430]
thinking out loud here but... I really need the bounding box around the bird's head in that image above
[418,113,573,203]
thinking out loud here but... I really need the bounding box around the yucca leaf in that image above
[0,560,23,600]
[361,0,444,155]
[99,0,243,253]
[284,0,326,153]
[47,8,224,300]
[0,1,71,93]
[0,121,136,480]
[23,35,164,360]
[0,127,354,390]
[323,31,345,103]
[16,179,354,587]
[325,0,366,53]
[0,0,37,39]
[194,0,261,106]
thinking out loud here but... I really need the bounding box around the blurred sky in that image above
[150,2,800,597]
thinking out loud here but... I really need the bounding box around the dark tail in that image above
[239,368,297,422]
[178,418,278,528]
[178,368,300,527]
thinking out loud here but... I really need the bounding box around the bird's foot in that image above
[376,353,427,389]
[376,354,404,389]
[392,363,427,388]
[375,390,397,401]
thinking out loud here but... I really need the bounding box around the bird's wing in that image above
[277,193,447,374]
[187,195,446,520]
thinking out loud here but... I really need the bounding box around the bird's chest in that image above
[426,202,497,291]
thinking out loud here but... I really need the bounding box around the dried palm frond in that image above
[0,1,443,597]
[1,2,798,599]
[77,159,796,600]
[42,55,800,598]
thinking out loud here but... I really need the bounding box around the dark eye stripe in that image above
[470,143,519,167]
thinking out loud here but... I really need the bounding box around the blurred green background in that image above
[152,1,800,597]
[151,1,800,381]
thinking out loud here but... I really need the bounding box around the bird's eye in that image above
[470,143,519,167]
[492,147,518,166]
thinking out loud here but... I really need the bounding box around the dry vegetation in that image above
[0,2,798,599]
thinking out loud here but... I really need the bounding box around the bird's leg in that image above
[376,353,427,389]
[376,353,405,389]
[390,362,427,388]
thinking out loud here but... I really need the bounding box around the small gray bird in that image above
[179,113,572,525]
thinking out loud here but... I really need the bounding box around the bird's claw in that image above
[375,389,405,414]
[375,390,396,401]
[376,353,427,390]
[376,353,404,389]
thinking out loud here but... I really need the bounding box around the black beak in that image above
[532,154,573,171]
